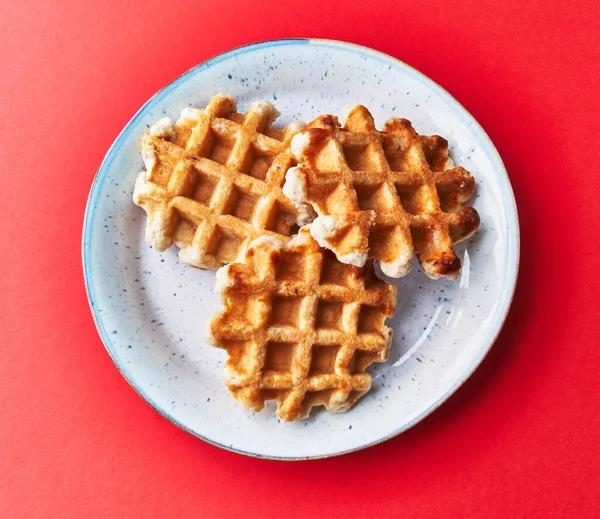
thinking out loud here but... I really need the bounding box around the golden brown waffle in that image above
[283,106,480,279]
[207,226,396,422]
[133,94,313,269]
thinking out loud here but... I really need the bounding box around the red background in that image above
[1,0,599,517]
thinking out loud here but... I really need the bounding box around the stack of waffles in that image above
[134,94,480,421]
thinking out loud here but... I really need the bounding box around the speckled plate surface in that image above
[83,39,519,460]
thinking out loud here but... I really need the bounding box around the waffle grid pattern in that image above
[134,94,304,269]
[207,228,396,421]
[288,107,480,279]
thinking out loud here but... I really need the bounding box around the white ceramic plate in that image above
[83,39,519,460]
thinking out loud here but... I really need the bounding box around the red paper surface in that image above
[1,0,599,517]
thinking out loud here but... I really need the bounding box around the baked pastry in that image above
[283,106,480,279]
[207,226,396,421]
[133,94,312,269]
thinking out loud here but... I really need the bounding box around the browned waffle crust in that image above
[284,106,480,279]
[207,227,397,421]
[133,94,310,269]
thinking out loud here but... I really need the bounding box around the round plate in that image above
[83,39,519,460]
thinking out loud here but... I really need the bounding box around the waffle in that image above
[207,226,396,422]
[283,106,480,279]
[133,94,314,270]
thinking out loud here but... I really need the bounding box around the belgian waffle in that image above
[133,94,313,269]
[283,106,480,279]
[207,226,396,422]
